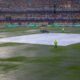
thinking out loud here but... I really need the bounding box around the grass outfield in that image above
[0,27,80,80]
[0,43,80,80]
[0,26,80,33]
[0,26,80,39]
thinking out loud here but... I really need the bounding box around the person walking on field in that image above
[54,40,58,48]
[62,27,64,32]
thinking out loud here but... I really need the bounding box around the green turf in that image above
[0,26,80,33]
[0,43,80,62]
[0,43,24,47]
[0,26,80,80]
[0,44,79,65]
[0,43,80,80]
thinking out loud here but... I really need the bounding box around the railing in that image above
[0,8,80,13]
[0,18,80,22]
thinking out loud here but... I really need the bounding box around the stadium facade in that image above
[0,0,80,26]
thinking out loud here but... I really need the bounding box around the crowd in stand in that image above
[0,13,80,20]
[0,0,80,24]
[0,0,80,11]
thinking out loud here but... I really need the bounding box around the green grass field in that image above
[0,26,80,80]
[0,26,80,33]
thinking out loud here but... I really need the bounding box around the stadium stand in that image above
[0,0,80,26]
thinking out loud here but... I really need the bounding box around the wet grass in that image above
[0,43,79,62]
[47,27,80,33]
[0,42,24,47]
[0,27,38,32]
[0,64,19,72]
[0,27,80,34]
[0,26,80,80]
[24,46,38,51]
[0,43,79,63]
[0,43,80,80]
[0,56,26,62]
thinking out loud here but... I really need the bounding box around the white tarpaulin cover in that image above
[0,33,80,46]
